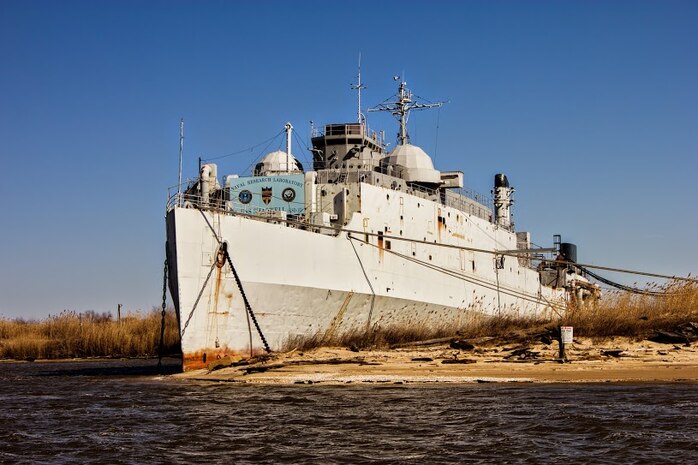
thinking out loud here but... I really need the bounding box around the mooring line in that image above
[348,235,377,330]
[195,208,270,352]
[180,258,218,338]
[220,210,698,284]
[349,235,567,312]
[198,208,221,244]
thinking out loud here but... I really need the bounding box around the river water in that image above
[0,359,696,464]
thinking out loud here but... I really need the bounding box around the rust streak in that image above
[322,291,354,343]
[437,215,445,241]
[213,248,226,313]
[183,346,264,371]
[225,292,234,312]
[213,267,222,312]
[378,233,384,262]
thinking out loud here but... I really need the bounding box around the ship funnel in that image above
[493,173,514,229]
[200,163,218,207]
[494,173,509,188]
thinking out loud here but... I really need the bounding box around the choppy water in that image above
[0,359,696,464]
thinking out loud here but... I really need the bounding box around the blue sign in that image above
[228,174,305,214]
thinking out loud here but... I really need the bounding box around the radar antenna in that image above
[368,78,446,145]
[350,53,367,124]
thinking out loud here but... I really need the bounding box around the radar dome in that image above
[380,144,441,184]
[254,150,304,176]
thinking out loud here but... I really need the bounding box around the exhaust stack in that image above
[199,163,218,207]
[493,173,514,229]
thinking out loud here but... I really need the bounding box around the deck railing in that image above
[168,168,494,223]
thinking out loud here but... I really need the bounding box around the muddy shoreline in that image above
[174,336,698,385]
[4,337,696,384]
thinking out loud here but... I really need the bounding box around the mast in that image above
[178,118,184,205]
[284,122,293,173]
[397,81,409,145]
[350,53,367,125]
[369,78,445,145]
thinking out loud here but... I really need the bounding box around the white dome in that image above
[380,143,441,184]
[254,150,304,176]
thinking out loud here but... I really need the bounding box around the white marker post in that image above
[559,326,574,361]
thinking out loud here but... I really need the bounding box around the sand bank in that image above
[174,337,698,385]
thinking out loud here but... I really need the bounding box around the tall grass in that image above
[3,282,696,359]
[0,309,181,360]
[286,281,698,351]
[566,281,698,338]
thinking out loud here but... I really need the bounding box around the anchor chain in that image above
[157,252,168,369]
[222,243,271,353]
[175,238,271,354]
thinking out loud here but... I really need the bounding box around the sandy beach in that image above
[175,336,698,385]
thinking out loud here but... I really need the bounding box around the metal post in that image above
[285,122,293,173]
[558,329,565,361]
[559,326,573,362]
[351,53,366,124]
[178,118,184,206]
[398,81,408,145]
[117,303,122,323]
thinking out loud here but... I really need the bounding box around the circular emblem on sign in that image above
[282,188,296,203]
[238,190,252,204]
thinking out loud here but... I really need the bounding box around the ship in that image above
[165,76,599,370]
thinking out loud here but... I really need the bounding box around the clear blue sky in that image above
[1,1,696,318]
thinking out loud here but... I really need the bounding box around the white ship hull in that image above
[167,182,567,370]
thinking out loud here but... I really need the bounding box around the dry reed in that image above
[3,282,695,359]
[566,280,698,338]
[285,280,698,351]
[0,309,181,360]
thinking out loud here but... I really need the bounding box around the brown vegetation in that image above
[567,281,698,338]
[286,281,698,351]
[3,282,696,361]
[0,309,180,360]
